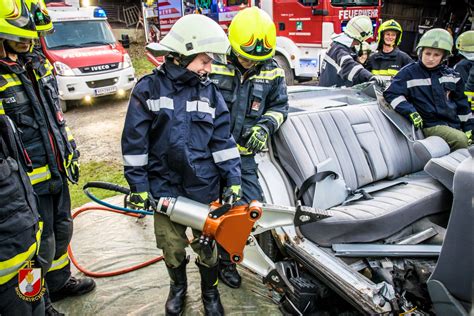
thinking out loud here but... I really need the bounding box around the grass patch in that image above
[69,161,128,209]
[128,42,155,79]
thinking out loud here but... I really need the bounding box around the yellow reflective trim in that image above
[28,165,52,185]
[371,69,399,76]
[35,221,43,255]
[250,68,285,81]
[0,74,22,92]
[465,91,474,97]
[264,111,284,128]
[65,126,74,141]
[211,64,235,76]
[0,102,4,115]
[0,239,38,285]
[48,252,69,272]
[237,144,252,155]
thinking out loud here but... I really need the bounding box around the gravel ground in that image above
[64,95,129,163]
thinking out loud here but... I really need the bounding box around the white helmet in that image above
[146,14,230,64]
[344,15,373,42]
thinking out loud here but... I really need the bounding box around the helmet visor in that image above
[6,1,35,30]
[460,51,474,61]
[206,52,227,65]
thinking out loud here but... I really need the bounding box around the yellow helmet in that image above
[228,7,276,62]
[377,19,402,47]
[26,0,53,35]
[0,0,38,42]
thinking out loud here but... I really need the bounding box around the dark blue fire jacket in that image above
[384,61,473,131]
[121,62,241,204]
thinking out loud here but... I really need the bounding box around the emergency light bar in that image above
[93,7,106,18]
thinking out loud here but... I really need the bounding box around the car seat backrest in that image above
[275,104,424,204]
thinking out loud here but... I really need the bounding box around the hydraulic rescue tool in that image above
[83,181,331,289]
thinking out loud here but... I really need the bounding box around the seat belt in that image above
[295,169,339,202]
[342,180,408,205]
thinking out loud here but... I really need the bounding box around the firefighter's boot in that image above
[197,261,224,316]
[218,259,241,288]
[165,259,188,316]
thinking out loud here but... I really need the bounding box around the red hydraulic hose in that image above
[68,205,163,278]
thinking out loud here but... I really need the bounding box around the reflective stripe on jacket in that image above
[384,61,473,131]
[0,51,77,194]
[121,62,241,204]
[210,58,289,145]
[319,41,373,87]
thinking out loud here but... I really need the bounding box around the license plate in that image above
[94,86,117,96]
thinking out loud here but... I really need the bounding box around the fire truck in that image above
[145,0,381,84]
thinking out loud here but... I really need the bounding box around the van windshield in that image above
[43,20,116,50]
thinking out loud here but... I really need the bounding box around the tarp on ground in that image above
[54,196,282,315]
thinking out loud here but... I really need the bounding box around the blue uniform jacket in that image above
[121,62,241,204]
[319,40,373,87]
[384,61,473,131]
[210,58,289,145]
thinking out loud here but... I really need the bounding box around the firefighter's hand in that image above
[221,184,241,205]
[370,76,386,88]
[465,130,472,145]
[129,192,150,210]
[64,150,80,183]
[409,112,423,129]
[244,125,268,153]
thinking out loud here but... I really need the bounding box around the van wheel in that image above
[274,55,295,86]
[59,99,68,112]
[257,231,281,261]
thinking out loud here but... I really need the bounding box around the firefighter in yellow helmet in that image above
[1,1,96,315]
[366,19,413,80]
[454,30,474,112]
[210,6,289,289]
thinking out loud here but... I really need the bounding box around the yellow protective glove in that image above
[244,125,268,153]
[409,112,423,129]
[129,192,149,210]
[221,184,241,204]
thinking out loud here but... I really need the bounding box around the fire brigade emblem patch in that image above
[251,101,261,111]
[16,265,45,301]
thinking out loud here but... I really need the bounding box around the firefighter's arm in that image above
[121,81,154,193]
[257,72,289,136]
[465,67,474,110]
[337,50,372,84]
[209,90,241,187]
[452,76,473,132]
[383,72,417,118]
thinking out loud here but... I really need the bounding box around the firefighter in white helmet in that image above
[124,14,241,316]
[320,15,383,87]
